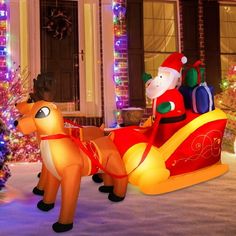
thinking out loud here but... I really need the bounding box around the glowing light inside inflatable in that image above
[123,143,170,194]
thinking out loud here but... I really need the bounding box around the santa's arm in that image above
[157,101,175,114]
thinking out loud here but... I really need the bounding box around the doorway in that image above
[40,0,79,110]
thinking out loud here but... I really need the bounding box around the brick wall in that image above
[113,0,129,108]
[198,0,205,64]
[179,0,205,63]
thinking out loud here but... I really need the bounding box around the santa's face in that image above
[146,69,176,99]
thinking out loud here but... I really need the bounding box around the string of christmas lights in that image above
[0,0,11,188]
[112,0,128,110]
[215,64,236,153]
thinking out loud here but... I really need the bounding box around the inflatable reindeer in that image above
[15,100,128,233]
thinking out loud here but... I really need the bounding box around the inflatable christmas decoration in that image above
[111,52,228,194]
[15,73,55,196]
[15,74,108,197]
[14,101,128,233]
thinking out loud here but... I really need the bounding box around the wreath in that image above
[44,8,72,40]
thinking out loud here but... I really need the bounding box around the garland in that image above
[44,8,72,40]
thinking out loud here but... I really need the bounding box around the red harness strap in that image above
[41,134,71,140]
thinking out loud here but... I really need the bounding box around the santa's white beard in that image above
[146,75,177,99]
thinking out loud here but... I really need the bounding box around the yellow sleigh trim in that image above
[159,108,227,161]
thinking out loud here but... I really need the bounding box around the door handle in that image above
[79,49,84,62]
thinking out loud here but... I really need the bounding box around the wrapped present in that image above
[185,67,205,88]
[183,60,205,88]
[180,60,215,114]
[179,83,215,114]
[192,82,215,114]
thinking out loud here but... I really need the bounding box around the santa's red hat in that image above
[159,52,187,77]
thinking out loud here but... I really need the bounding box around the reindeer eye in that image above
[35,107,50,118]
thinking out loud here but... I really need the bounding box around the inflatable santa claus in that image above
[142,52,188,145]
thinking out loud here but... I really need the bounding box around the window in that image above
[220,4,236,79]
[143,0,179,106]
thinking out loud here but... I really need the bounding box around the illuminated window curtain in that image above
[20,0,30,93]
[83,1,101,117]
[143,1,178,106]
[220,5,236,78]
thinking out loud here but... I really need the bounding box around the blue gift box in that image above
[192,82,215,114]
[179,83,215,114]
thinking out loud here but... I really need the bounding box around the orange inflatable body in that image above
[15,101,128,233]
[15,100,107,196]
[16,100,47,196]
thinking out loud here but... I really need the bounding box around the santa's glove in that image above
[142,72,152,84]
[157,102,174,114]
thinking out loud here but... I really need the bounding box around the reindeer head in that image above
[15,73,55,115]
[15,101,65,136]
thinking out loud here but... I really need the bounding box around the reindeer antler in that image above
[29,73,55,102]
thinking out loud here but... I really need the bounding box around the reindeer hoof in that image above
[99,185,114,193]
[37,200,54,211]
[108,192,125,202]
[52,222,73,233]
[92,174,103,183]
[32,187,44,196]
[37,172,41,178]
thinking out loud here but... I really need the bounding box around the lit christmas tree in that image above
[215,64,236,153]
[0,119,10,190]
[0,66,41,164]
[0,0,40,174]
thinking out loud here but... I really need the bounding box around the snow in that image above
[0,152,236,236]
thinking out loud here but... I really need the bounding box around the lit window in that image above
[143,0,179,107]
[220,4,236,79]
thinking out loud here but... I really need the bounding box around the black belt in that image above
[160,113,186,124]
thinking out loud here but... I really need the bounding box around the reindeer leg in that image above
[92,173,103,183]
[33,163,47,196]
[37,171,60,212]
[105,155,128,202]
[98,173,113,193]
[108,175,128,202]
[52,165,81,233]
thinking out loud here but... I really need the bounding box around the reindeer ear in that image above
[50,103,58,110]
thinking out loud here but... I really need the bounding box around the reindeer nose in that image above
[14,120,18,127]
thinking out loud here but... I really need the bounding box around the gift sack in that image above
[192,82,215,114]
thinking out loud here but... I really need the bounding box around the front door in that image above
[40,0,79,110]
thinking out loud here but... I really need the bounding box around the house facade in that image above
[8,0,236,127]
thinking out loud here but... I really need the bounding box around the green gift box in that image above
[185,67,205,88]
[183,60,205,88]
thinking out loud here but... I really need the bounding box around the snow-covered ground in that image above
[0,152,236,236]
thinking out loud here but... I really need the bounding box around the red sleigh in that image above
[111,108,228,195]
